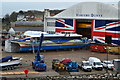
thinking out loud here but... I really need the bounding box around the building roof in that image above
[11,27,44,32]
[53,2,118,20]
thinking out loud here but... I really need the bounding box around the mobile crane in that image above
[32,33,47,71]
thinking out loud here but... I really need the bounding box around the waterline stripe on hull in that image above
[20,44,90,51]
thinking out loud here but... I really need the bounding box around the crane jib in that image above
[36,33,44,61]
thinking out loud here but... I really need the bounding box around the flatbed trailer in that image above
[0,56,22,71]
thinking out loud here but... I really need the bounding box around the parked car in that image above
[112,59,120,72]
[102,60,114,70]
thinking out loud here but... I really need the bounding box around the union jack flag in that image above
[55,19,76,32]
[92,20,120,45]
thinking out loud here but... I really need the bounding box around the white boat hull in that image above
[0,60,22,67]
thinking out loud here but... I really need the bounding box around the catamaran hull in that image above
[5,40,90,52]
[20,44,90,51]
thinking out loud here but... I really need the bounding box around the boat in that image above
[5,31,91,52]
[0,56,23,70]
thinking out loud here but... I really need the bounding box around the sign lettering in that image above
[76,14,102,17]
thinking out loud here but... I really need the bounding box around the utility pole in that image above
[105,35,112,74]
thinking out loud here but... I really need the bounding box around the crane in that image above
[32,33,47,71]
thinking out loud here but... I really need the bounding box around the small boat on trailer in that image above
[0,56,22,71]
[5,31,91,52]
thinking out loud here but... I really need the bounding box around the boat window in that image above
[44,37,80,40]
[30,36,81,42]
[32,37,40,41]
[61,31,74,34]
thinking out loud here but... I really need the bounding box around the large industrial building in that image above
[44,2,120,45]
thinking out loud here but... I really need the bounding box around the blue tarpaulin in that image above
[0,56,12,62]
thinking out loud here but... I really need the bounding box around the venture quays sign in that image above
[76,13,103,17]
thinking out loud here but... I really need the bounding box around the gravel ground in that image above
[1,46,120,79]
[1,47,119,71]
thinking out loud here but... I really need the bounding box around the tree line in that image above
[2,9,64,31]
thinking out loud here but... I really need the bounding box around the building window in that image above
[47,22,55,26]
[47,31,55,34]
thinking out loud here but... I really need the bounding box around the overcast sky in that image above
[1,0,119,18]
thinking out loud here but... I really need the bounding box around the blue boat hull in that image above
[20,44,90,51]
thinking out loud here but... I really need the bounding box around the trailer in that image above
[0,56,22,71]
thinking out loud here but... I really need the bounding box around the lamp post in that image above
[106,47,108,74]
[105,46,110,74]
[105,34,112,74]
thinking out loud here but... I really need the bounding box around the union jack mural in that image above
[92,20,120,45]
[55,19,76,32]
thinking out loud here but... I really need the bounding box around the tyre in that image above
[64,67,66,70]
[35,67,38,71]
[81,67,83,71]
[8,66,11,70]
[67,68,70,71]
[32,66,35,69]
[55,67,59,72]
[32,63,35,69]
[52,65,54,69]
[0,67,2,71]
[88,70,92,72]
[10,66,14,70]
[77,69,79,72]
[5,67,9,71]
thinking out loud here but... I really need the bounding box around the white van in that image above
[80,61,92,72]
[88,57,103,70]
